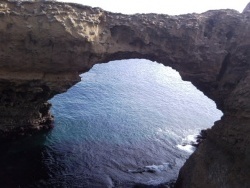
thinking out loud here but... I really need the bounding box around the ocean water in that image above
[0,59,222,187]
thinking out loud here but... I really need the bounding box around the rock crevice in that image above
[0,1,250,187]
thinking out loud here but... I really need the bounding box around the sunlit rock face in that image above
[0,1,250,187]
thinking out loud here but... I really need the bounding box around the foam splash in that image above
[177,134,198,153]
[177,144,195,153]
[128,162,171,173]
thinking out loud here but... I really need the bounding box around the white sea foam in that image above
[177,134,198,153]
[177,144,195,153]
[144,163,170,172]
[128,163,171,173]
[187,134,197,143]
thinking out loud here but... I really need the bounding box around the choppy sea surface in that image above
[0,59,222,187]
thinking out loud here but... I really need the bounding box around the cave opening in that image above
[45,58,223,187]
[0,58,223,187]
[0,1,249,187]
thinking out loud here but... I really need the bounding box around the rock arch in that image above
[0,1,250,187]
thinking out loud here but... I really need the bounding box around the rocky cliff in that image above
[0,0,250,187]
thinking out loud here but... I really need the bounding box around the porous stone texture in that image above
[0,1,250,187]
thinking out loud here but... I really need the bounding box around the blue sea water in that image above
[0,59,222,187]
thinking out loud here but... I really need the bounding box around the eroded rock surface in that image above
[0,0,250,187]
